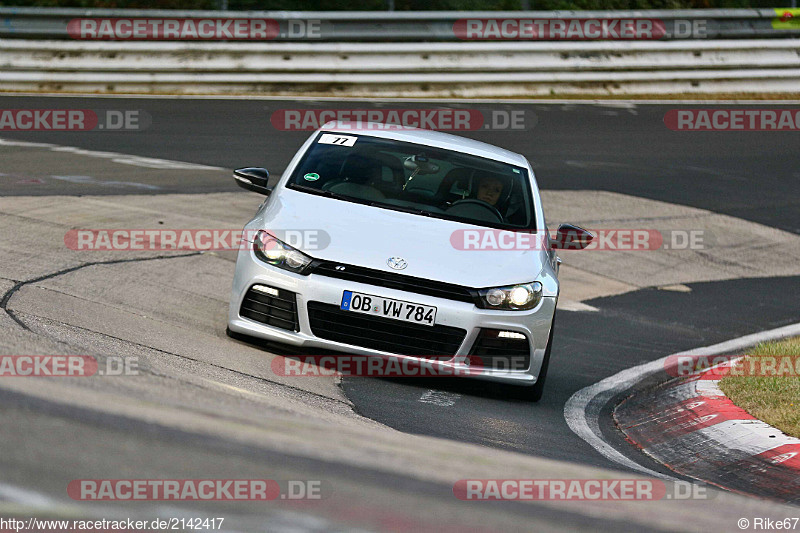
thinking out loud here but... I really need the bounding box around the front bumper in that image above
[228,246,557,386]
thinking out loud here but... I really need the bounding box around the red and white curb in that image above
[615,360,800,503]
[565,322,800,500]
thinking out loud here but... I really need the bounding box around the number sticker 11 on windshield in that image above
[318,134,358,147]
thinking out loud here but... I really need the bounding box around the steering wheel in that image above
[448,199,504,222]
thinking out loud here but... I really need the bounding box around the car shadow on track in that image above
[225,327,533,403]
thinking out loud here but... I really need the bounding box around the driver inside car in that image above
[476,176,504,206]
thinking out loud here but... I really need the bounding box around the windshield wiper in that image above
[290,185,371,205]
[291,185,435,216]
[370,202,434,217]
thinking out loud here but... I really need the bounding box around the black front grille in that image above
[309,261,476,304]
[240,285,299,331]
[307,302,467,358]
[468,329,530,370]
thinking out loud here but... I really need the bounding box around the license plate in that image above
[340,291,437,327]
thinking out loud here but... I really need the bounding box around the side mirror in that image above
[551,224,594,250]
[233,167,272,196]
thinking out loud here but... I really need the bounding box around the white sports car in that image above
[227,122,592,401]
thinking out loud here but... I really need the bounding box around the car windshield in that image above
[286,132,535,229]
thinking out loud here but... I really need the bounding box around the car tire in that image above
[510,314,555,402]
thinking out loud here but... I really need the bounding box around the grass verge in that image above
[719,336,800,439]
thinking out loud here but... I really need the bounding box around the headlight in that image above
[253,230,313,274]
[476,282,543,311]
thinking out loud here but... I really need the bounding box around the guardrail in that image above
[1,38,798,96]
[1,7,799,40]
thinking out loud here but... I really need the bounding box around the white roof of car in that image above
[319,121,529,167]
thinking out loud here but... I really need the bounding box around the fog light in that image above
[252,285,279,297]
[498,330,526,340]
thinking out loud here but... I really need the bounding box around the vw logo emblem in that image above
[387,257,407,270]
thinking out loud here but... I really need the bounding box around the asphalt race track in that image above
[1,96,798,234]
[1,95,799,531]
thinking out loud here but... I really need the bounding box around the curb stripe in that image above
[614,350,800,502]
[565,321,800,496]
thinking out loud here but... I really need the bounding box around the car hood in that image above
[254,188,546,289]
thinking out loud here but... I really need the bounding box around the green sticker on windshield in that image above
[304,173,320,181]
